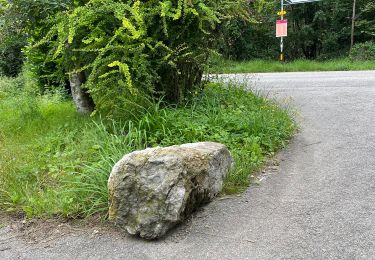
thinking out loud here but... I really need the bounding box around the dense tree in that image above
[218,0,279,60]
[355,0,375,42]
[219,0,375,60]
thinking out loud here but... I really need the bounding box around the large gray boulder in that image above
[108,142,232,239]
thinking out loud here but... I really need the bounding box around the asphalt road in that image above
[2,71,375,259]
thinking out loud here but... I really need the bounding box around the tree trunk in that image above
[69,72,95,115]
[351,0,356,50]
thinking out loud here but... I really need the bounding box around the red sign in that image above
[276,20,288,37]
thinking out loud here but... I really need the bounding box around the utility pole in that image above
[351,0,356,50]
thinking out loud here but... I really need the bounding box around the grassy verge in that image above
[208,57,375,74]
[0,76,296,219]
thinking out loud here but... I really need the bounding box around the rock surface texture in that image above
[108,142,232,239]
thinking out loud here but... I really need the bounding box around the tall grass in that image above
[208,57,375,74]
[0,77,296,218]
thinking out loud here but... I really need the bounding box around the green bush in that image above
[31,0,247,118]
[350,41,375,61]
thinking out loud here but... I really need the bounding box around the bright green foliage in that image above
[31,0,247,118]
[0,77,295,218]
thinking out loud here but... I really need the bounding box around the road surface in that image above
[1,71,375,259]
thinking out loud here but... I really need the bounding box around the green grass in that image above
[208,57,375,74]
[0,76,296,219]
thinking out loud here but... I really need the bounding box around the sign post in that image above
[278,0,286,63]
